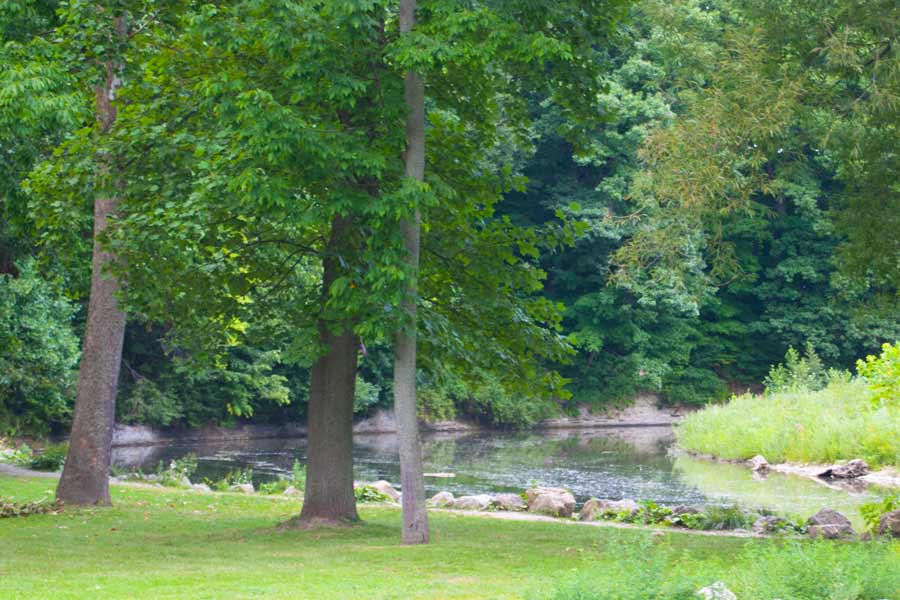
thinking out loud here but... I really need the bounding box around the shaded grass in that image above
[677,380,900,467]
[1,475,898,599]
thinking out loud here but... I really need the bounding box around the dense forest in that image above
[2,0,898,438]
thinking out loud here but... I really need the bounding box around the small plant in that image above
[860,493,900,534]
[0,443,33,467]
[354,485,391,503]
[764,343,827,394]
[207,468,254,491]
[258,479,288,494]
[27,442,68,471]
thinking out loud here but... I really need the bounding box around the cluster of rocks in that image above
[748,455,872,481]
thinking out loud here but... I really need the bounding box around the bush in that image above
[856,342,900,409]
[258,460,305,494]
[860,493,900,534]
[763,343,828,394]
[26,442,68,471]
[354,485,392,503]
[0,260,80,435]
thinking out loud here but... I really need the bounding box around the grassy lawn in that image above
[1,475,898,599]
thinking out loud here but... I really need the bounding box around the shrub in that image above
[26,442,68,471]
[856,342,900,409]
[258,460,306,494]
[860,493,900,534]
[763,343,827,394]
[354,485,391,503]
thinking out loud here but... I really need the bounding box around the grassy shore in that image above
[677,380,900,467]
[1,475,898,599]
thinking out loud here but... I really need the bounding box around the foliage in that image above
[354,485,392,504]
[860,494,900,535]
[0,442,68,472]
[0,495,62,519]
[856,342,900,409]
[26,442,68,471]
[206,468,254,492]
[677,379,900,467]
[0,260,80,435]
[258,460,306,495]
[763,344,828,394]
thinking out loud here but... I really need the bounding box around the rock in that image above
[752,516,785,535]
[229,483,255,494]
[807,508,855,539]
[749,455,770,473]
[452,494,493,511]
[696,581,737,600]
[282,486,302,497]
[369,480,401,501]
[818,459,869,479]
[877,509,900,538]
[579,498,640,521]
[491,493,526,511]
[427,491,455,508]
[524,487,576,518]
[181,476,193,487]
[672,505,702,516]
[190,483,212,493]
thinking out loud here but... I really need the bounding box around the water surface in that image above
[112,426,889,527]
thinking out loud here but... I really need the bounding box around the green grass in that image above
[677,380,900,467]
[1,475,898,599]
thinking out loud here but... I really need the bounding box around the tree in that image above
[39,0,628,526]
[394,0,428,545]
[56,9,129,506]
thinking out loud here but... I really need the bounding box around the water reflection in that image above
[111,426,887,525]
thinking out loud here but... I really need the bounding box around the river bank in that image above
[108,395,689,447]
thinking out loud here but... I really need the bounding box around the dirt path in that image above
[0,463,59,479]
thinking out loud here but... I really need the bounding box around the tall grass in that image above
[676,380,900,467]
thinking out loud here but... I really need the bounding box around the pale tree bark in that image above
[57,16,128,506]
[393,0,429,544]
[297,216,360,525]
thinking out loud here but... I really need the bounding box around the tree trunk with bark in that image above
[393,0,429,545]
[297,216,360,525]
[57,17,128,506]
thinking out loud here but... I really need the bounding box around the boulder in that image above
[696,581,737,600]
[181,476,193,487]
[427,491,455,508]
[491,493,526,511]
[807,508,855,539]
[877,509,900,538]
[817,459,869,479]
[229,483,255,494]
[749,455,770,473]
[452,494,493,511]
[282,486,302,497]
[672,505,702,516]
[752,516,785,535]
[579,498,640,521]
[369,480,401,501]
[190,483,212,493]
[525,487,576,518]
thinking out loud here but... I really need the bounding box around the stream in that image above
[111,426,890,527]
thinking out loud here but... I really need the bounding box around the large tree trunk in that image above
[393,0,429,545]
[297,216,360,525]
[57,16,128,507]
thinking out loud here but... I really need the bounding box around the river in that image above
[111,426,889,527]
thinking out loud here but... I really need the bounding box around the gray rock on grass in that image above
[807,508,855,539]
